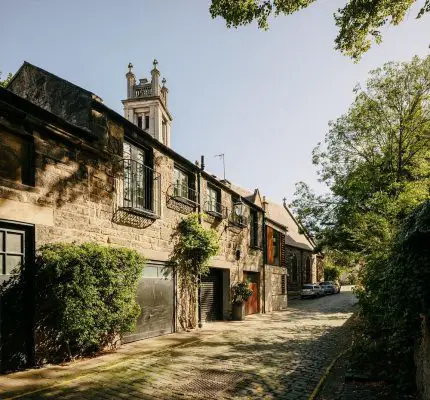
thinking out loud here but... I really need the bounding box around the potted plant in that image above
[231,281,253,321]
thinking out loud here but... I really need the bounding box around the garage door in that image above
[201,268,222,321]
[123,261,174,343]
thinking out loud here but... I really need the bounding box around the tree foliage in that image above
[0,71,12,87]
[292,55,430,259]
[209,0,429,60]
[170,214,220,330]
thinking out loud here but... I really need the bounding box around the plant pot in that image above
[232,302,245,321]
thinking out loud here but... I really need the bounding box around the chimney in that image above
[262,196,268,211]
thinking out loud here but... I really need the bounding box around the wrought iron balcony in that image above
[204,199,228,219]
[168,183,198,206]
[115,159,161,219]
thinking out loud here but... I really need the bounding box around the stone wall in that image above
[0,99,264,326]
[264,265,288,312]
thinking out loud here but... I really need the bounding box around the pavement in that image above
[0,286,357,400]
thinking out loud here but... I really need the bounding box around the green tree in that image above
[209,0,429,60]
[0,71,13,87]
[291,55,430,258]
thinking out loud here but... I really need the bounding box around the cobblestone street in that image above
[1,287,357,400]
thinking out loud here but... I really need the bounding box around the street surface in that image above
[1,287,357,400]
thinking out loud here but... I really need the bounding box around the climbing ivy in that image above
[170,214,220,330]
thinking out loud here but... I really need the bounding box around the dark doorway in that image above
[123,261,174,343]
[201,268,222,321]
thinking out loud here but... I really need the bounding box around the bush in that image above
[324,265,341,281]
[231,282,253,304]
[1,242,145,368]
[352,200,430,390]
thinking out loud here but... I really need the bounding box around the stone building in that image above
[1,61,264,345]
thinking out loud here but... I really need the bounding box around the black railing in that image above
[204,199,228,219]
[168,183,198,205]
[117,159,161,218]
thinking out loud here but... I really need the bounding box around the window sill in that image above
[171,195,197,208]
[0,177,37,192]
[119,206,160,220]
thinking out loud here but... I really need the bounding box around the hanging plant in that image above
[170,214,220,330]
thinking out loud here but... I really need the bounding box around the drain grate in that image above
[175,369,243,396]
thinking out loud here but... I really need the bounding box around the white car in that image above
[301,284,325,299]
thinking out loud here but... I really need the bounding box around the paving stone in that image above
[2,288,357,399]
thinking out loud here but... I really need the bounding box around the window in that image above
[291,253,298,282]
[0,222,33,281]
[173,167,195,202]
[0,129,35,186]
[267,226,281,265]
[162,120,167,144]
[145,115,150,130]
[137,116,143,129]
[206,185,221,215]
[249,209,260,248]
[123,141,158,214]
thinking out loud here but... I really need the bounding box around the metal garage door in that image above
[201,268,222,321]
[123,261,175,343]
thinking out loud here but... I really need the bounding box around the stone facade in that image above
[1,63,264,337]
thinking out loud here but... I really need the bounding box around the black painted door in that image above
[201,268,222,321]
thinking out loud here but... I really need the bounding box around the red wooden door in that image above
[245,282,258,315]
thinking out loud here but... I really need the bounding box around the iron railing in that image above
[168,183,198,205]
[116,159,161,218]
[204,199,228,219]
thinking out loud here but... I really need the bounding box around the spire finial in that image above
[128,62,133,73]
[153,59,158,69]
[162,77,167,87]
[283,197,287,205]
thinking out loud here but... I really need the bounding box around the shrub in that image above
[324,264,341,281]
[231,281,253,304]
[1,242,145,368]
[352,200,430,390]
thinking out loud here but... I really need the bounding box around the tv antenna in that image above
[214,153,226,181]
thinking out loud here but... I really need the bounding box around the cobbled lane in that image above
[2,287,357,400]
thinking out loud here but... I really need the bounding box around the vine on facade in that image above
[170,214,220,330]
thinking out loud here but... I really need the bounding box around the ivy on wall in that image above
[170,214,220,330]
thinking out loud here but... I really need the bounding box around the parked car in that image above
[319,281,337,294]
[301,284,325,299]
[313,283,326,297]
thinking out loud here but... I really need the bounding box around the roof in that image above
[5,62,264,211]
[230,183,316,251]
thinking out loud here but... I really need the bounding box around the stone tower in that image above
[122,60,172,147]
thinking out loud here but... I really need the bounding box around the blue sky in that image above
[1,1,429,203]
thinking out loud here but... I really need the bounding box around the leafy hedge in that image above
[1,243,145,370]
[353,200,430,389]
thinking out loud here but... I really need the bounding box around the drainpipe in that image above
[197,155,204,328]
[262,211,267,314]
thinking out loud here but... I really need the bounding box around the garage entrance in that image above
[123,261,175,343]
[244,271,259,315]
[201,268,223,321]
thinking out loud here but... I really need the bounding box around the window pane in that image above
[6,232,23,253]
[143,266,158,278]
[0,231,3,251]
[6,255,22,274]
